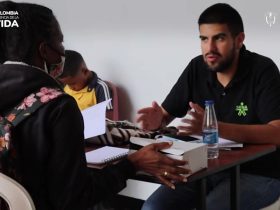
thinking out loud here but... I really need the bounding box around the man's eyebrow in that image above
[213,33,227,38]
[199,33,227,39]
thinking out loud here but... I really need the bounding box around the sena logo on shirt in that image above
[235,102,248,117]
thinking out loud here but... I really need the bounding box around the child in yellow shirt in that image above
[59,50,113,111]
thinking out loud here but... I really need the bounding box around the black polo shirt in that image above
[162,46,280,178]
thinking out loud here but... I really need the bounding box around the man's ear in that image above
[39,42,48,60]
[236,32,245,49]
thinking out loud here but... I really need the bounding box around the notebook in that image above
[86,146,129,166]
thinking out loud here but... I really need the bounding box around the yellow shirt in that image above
[64,85,97,111]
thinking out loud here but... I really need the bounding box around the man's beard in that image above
[204,45,236,73]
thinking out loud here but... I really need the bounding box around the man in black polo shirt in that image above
[138,3,280,210]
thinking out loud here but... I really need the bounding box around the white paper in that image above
[218,138,243,148]
[81,99,111,139]
[169,116,243,149]
[189,135,243,148]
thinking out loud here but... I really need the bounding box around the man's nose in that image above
[207,39,217,52]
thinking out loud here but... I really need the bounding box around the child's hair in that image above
[59,50,85,78]
[0,1,56,64]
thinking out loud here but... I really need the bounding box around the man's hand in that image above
[136,101,163,130]
[177,102,204,136]
[128,142,190,189]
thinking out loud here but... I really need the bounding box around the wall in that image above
[15,0,280,121]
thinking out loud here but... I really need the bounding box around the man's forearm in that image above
[219,120,280,145]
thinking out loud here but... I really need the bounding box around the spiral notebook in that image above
[86,146,129,166]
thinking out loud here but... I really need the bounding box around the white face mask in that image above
[44,55,65,78]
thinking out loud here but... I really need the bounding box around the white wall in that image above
[16,0,280,121]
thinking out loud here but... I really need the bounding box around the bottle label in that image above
[203,131,218,144]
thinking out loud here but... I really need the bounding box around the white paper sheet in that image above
[189,135,243,148]
[218,138,243,148]
[81,99,111,139]
[169,117,243,148]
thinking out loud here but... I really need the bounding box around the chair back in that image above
[105,81,119,121]
[0,172,35,210]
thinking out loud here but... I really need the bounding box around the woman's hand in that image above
[128,142,191,189]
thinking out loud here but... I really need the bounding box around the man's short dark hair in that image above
[198,3,244,36]
[60,50,84,78]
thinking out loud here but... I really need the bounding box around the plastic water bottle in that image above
[202,100,219,159]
